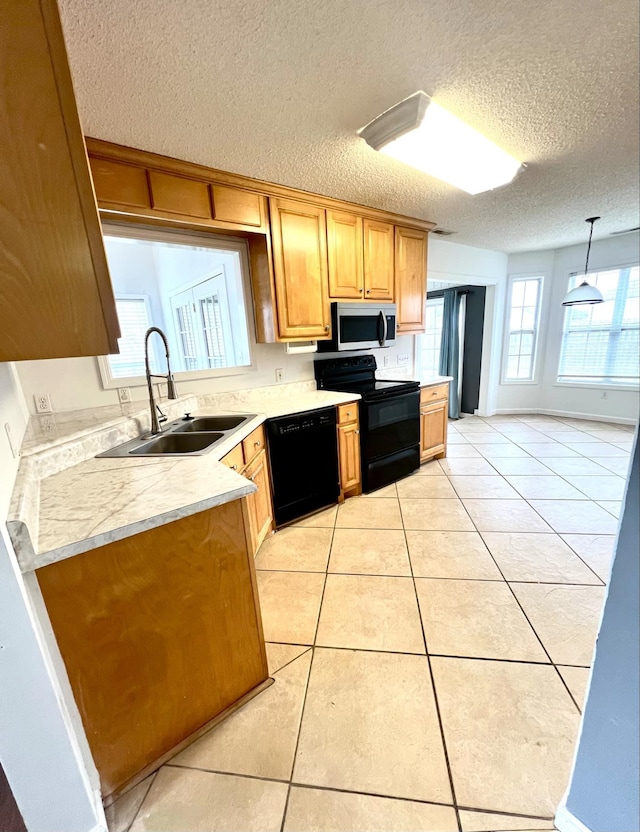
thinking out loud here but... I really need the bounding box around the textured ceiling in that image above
[59,0,639,253]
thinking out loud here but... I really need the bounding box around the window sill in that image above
[554,381,640,392]
[500,378,539,386]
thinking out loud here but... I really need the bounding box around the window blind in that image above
[109,297,152,378]
[504,277,542,380]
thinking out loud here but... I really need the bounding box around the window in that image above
[503,276,542,381]
[98,226,253,388]
[558,265,640,385]
[417,297,445,376]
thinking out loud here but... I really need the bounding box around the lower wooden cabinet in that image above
[36,500,269,799]
[337,404,361,497]
[244,449,274,553]
[420,384,449,462]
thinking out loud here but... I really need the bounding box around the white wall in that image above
[497,232,640,423]
[0,363,29,515]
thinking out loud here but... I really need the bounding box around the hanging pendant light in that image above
[562,217,605,306]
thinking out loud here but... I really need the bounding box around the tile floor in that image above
[110,413,634,832]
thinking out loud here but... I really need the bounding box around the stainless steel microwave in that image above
[317,302,397,352]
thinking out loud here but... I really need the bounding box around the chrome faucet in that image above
[144,327,178,436]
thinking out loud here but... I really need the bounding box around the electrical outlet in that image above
[397,354,410,366]
[118,387,132,403]
[39,415,56,431]
[275,368,284,383]
[383,355,392,367]
[601,391,608,400]
[34,393,52,414]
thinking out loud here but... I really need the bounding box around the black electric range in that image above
[314,355,421,492]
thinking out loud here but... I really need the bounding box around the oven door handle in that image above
[378,311,387,347]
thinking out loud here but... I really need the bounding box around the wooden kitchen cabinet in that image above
[327,210,364,299]
[269,197,331,339]
[244,449,274,553]
[337,404,361,497]
[36,499,269,798]
[363,218,394,301]
[395,226,428,334]
[420,383,449,463]
[0,0,120,361]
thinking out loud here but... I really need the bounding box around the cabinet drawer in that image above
[420,383,449,404]
[220,444,245,472]
[337,403,358,425]
[242,425,266,467]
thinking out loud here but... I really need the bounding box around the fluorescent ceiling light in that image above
[359,91,523,195]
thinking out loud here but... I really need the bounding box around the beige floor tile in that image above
[130,768,288,832]
[459,810,554,831]
[529,500,618,534]
[445,444,482,458]
[431,657,579,816]
[414,459,446,475]
[592,456,631,476]
[415,579,547,661]
[539,457,611,476]
[173,652,311,779]
[563,441,628,457]
[596,500,622,517]
[284,786,458,832]
[485,457,555,476]
[439,458,499,476]
[362,482,398,497]
[255,527,333,572]
[396,474,458,498]
[481,532,602,584]
[560,534,615,582]
[558,666,591,710]
[316,575,424,653]
[515,443,578,458]
[462,499,552,533]
[511,583,605,665]
[336,496,403,529]
[544,430,596,443]
[448,476,521,499]
[584,429,631,442]
[293,648,452,803]
[447,432,471,444]
[296,506,337,528]
[494,429,551,443]
[106,775,156,832]
[504,475,587,500]
[456,431,512,443]
[328,528,411,576]
[401,498,475,531]
[257,571,325,644]
[406,530,502,580]
[266,643,310,674]
[476,444,530,458]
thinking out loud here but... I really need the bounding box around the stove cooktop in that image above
[314,355,419,401]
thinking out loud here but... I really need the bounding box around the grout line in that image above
[123,770,158,832]
[165,762,289,785]
[268,645,313,676]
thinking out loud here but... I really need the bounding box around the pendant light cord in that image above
[584,216,600,278]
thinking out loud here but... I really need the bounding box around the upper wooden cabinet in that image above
[0,0,119,361]
[395,226,429,334]
[268,198,331,339]
[327,210,364,299]
[363,219,395,301]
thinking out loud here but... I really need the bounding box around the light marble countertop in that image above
[418,375,453,388]
[7,384,360,573]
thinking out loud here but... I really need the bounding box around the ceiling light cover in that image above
[562,216,604,306]
[358,91,522,195]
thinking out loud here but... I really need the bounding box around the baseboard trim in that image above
[555,803,593,832]
[492,407,637,426]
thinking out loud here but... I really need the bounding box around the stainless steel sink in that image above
[97,413,257,458]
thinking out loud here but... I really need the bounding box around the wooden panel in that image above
[90,158,150,208]
[396,226,428,333]
[338,422,361,494]
[420,383,450,404]
[36,500,268,797]
[0,0,119,361]
[211,184,265,228]
[420,400,448,462]
[327,210,364,299]
[149,171,211,219]
[220,443,245,472]
[244,449,274,555]
[363,219,394,300]
[269,198,331,339]
[338,402,358,425]
[242,424,266,468]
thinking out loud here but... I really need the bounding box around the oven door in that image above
[336,303,396,350]
[360,390,420,461]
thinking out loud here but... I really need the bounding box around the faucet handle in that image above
[156,404,167,423]
[182,413,194,421]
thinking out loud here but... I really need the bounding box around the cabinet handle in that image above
[359,287,363,293]
[254,441,261,447]
[366,289,371,294]
[231,464,237,470]
[324,325,330,331]
[249,474,255,482]
[355,429,360,435]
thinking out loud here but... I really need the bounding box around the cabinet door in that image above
[420,401,448,461]
[269,198,330,339]
[244,449,274,554]
[396,227,428,333]
[363,219,394,300]
[338,422,361,494]
[327,210,364,299]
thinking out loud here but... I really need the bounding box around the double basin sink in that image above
[97,414,257,458]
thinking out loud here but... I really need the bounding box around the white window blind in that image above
[558,266,640,385]
[109,297,153,378]
[504,277,542,381]
[418,297,445,376]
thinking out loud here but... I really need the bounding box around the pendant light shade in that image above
[562,217,604,306]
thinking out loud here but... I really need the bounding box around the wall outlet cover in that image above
[397,354,410,366]
[383,355,392,367]
[118,387,132,403]
[34,393,52,414]
[275,368,284,383]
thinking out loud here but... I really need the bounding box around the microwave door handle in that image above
[378,310,387,346]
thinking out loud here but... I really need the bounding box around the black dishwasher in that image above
[267,407,340,526]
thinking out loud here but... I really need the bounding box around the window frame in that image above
[501,274,544,385]
[96,223,256,390]
[555,261,640,390]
